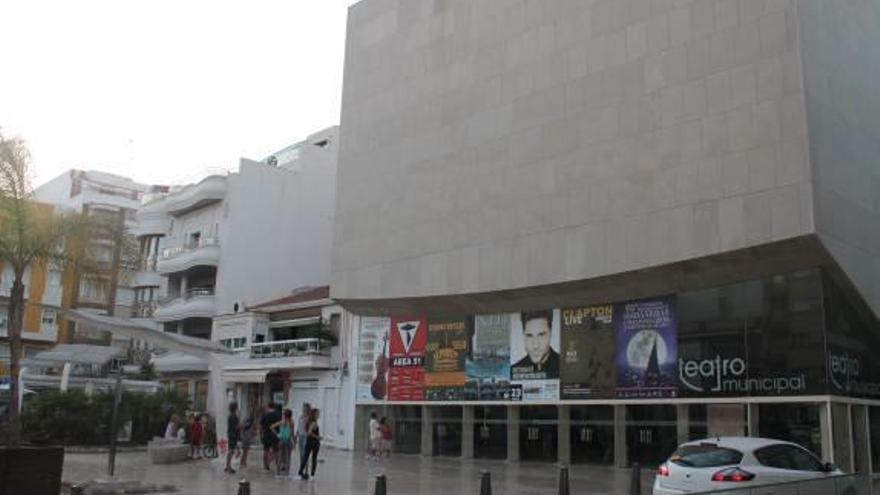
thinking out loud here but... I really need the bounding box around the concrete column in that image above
[558,405,571,465]
[462,406,475,459]
[852,404,871,474]
[832,402,854,471]
[676,404,690,445]
[507,406,520,462]
[421,406,433,456]
[820,401,834,463]
[747,403,760,437]
[614,405,628,468]
[353,406,367,452]
[180,273,189,295]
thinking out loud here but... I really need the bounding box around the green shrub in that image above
[22,388,190,446]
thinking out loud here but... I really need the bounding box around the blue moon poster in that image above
[614,296,678,398]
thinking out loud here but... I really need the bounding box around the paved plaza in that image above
[63,448,657,495]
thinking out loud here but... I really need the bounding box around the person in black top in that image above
[511,310,560,380]
[297,408,322,480]
[260,403,281,471]
[224,402,240,474]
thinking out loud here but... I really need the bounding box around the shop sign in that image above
[678,355,806,394]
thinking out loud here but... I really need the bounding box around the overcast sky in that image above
[0,0,359,188]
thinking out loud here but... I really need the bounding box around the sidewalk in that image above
[63,448,657,495]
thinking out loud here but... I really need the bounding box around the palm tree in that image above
[0,131,126,446]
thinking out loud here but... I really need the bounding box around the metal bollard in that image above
[479,470,492,495]
[238,478,251,495]
[557,465,570,495]
[374,474,387,495]
[630,462,641,495]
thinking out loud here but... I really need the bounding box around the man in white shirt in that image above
[368,412,381,459]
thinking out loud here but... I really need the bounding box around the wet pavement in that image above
[63,448,657,495]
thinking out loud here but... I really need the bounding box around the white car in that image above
[652,437,851,494]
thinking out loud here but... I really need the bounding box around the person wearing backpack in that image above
[271,408,295,478]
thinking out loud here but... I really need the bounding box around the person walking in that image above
[224,402,240,474]
[189,413,204,459]
[368,411,381,461]
[379,416,392,458]
[272,409,295,478]
[239,416,254,468]
[296,403,311,466]
[297,408,322,480]
[260,403,281,471]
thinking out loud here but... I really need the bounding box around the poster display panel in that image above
[560,304,616,399]
[615,297,678,398]
[388,315,427,401]
[465,314,513,400]
[356,317,390,401]
[510,309,561,401]
[425,317,472,401]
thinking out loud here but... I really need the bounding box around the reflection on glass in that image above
[570,406,613,464]
[391,405,422,454]
[474,406,507,459]
[519,406,558,462]
[626,405,677,467]
[758,403,822,456]
[432,406,462,457]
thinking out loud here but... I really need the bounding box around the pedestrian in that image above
[298,408,322,480]
[239,416,254,468]
[368,411,381,460]
[189,413,204,459]
[260,403,281,471]
[379,416,392,458]
[272,408,295,478]
[224,402,240,474]
[164,414,180,440]
[296,403,311,464]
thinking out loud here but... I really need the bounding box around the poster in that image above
[356,317,390,401]
[425,317,472,401]
[615,297,678,398]
[387,315,427,401]
[560,304,616,399]
[465,314,514,400]
[510,309,560,401]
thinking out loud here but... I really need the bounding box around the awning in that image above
[63,309,232,357]
[268,316,320,329]
[222,370,270,383]
[30,344,123,366]
[152,352,209,373]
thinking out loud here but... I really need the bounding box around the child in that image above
[189,413,204,459]
[271,409,295,478]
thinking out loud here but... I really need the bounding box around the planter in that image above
[0,446,64,494]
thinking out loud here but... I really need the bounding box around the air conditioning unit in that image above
[232,300,245,314]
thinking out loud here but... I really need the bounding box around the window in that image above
[0,308,7,329]
[219,337,247,350]
[48,269,62,287]
[41,309,57,332]
[670,445,743,468]
[754,444,825,472]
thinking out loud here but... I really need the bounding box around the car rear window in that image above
[669,445,744,468]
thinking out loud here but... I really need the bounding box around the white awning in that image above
[268,316,320,329]
[30,344,124,366]
[222,369,270,383]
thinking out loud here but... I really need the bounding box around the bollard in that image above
[238,478,251,495]
[374,474,387,495]
[71,485,85,495]
[557,465,570,495]
[629,462,641,495]
[479,470,492,495]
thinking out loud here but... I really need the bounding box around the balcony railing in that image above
[241,338,333,359]
[160,287,215,305]
[160,237,219,260]
[132,301,158,318]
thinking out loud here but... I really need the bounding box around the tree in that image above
[0,131,127,446]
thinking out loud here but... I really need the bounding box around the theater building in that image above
[332,0,880,473]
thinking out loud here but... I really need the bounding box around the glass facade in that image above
[626,405,678,467]
[432,406,462,457]
[519,406,557,462]
[391,405,422,454]
[570,406,613,464]
[473,406,507,459]
[758,403,822,456]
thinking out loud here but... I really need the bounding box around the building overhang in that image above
[333,235,834,317]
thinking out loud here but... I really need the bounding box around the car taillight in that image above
[656,463,670,477]
[711,467,755,482]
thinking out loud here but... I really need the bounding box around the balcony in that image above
[131,301,158,318]
[133,210,171,237]
[132,268,163,288]
[162,175,227,216]
[156,237,220,274]
[153,287,216,322]
[231,338,334,370]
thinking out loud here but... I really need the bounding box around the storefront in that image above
[354,268,880,471]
